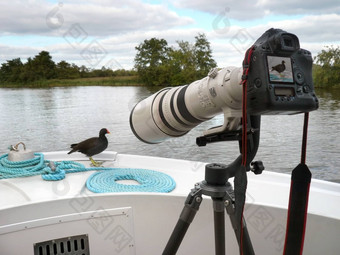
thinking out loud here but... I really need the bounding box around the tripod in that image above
[162,163,255,255]
[163,115,262,255]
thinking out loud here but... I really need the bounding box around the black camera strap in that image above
[241,45,312,255]
[235,45,255,255]
[283,112,312,255]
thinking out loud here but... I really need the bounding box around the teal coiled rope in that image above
[0,153,100,181]
[0,153,49,179]
[0,153,176,193]
[86,168,176,193]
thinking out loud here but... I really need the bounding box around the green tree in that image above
[79,65,90,78]
[0,58,23,82]
[56,61,80,79]
[134,34,217,86]
[314,45,340,87]
[20,57,35,83]
[134,38,171,86]
[31,51,56,80]
[167,41,196,85]
[194,33,217,78]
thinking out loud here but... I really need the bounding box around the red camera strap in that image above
[241,46,255,168]
[237,45,255,255]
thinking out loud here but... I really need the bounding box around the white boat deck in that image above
[0,151,339,254]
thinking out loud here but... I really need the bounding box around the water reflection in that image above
[316,88,340,110]
[0,86,339,182]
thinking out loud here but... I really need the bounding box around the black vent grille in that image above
[34,234,90,255]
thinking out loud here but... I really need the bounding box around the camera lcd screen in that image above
[267,56,293,83]
[274,87,295,97]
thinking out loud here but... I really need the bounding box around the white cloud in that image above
[206,13,340,66]
[0,0,193,36]
[0,1,339,70]
[0,44,38,61]
[172,0,340,20]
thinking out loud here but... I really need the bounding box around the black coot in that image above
[271,60,286,74]
[68,128,110,166]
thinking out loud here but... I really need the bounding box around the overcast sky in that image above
[0,0,339,70]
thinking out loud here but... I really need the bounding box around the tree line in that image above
[313,45,340,88]
[0,51,136,85]
[134,33,217,86]
[0,35,338,88]
[133,33,340,88]
[135,34,340,88]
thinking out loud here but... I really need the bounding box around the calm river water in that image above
[0,86,339,182]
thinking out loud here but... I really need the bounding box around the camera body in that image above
[246,28,319,115]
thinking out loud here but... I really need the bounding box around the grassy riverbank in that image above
[1,75,339,89]
[0,75,143,88]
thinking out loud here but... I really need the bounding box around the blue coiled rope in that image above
[0,153,176,193]
[0,153,101,181]
[86,168,176,193]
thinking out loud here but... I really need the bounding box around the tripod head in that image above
[199,115,264,180]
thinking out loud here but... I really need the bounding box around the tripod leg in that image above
[163,189,202,255]
[213,199,226,255]
[225,201,255,255]
[239,220,254,255]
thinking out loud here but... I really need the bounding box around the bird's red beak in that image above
[106,129,110,134]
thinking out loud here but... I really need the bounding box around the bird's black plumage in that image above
[68,128,110,157]
[271,60,286,73]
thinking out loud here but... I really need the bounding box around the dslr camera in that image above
[130,28,319,144]
[246,28,318,115]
